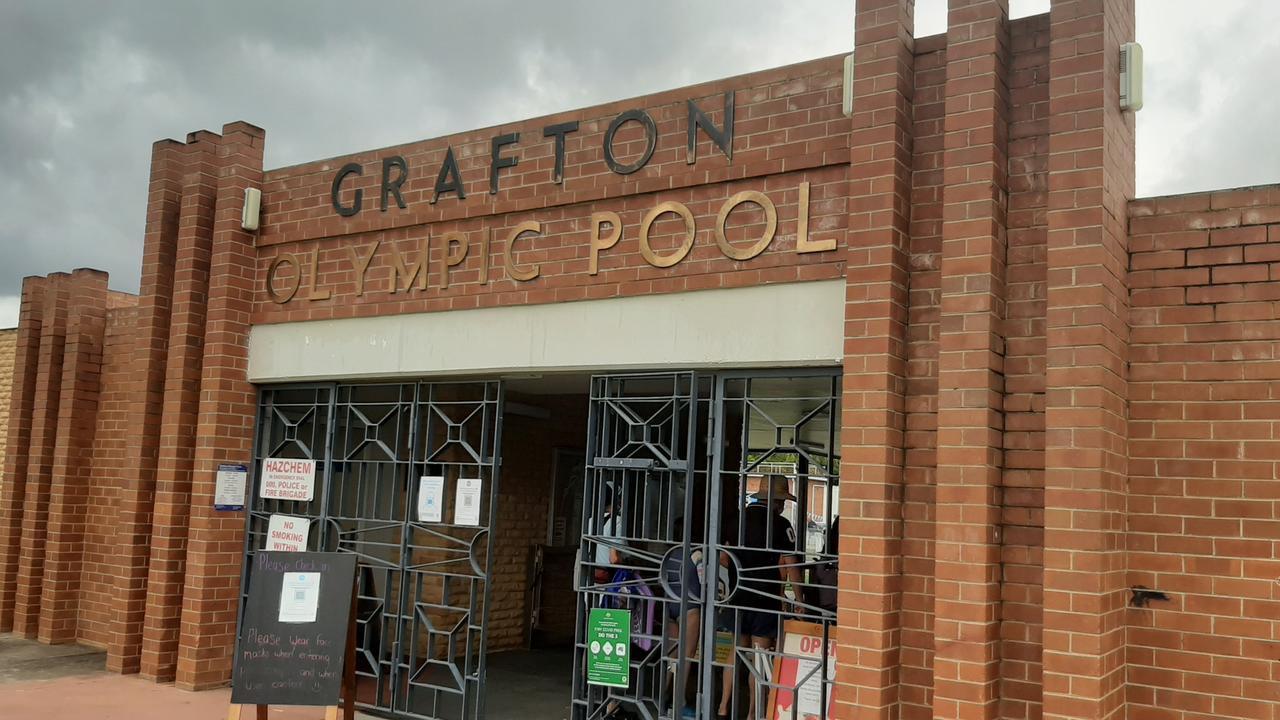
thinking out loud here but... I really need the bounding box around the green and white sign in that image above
[586,608,631,688]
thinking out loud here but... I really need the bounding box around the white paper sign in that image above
[418,475,445,523]
[214,463,247,510]
[266,514,310,552]
[259,457,316,501]
[454,478,482,526]
[278,572,321,623]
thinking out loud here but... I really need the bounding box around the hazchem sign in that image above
[260,458,316,501]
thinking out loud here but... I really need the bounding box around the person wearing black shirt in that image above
[723,474,801,719]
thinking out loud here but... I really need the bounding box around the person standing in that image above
[722,474,801,719]
[588,484,623,583]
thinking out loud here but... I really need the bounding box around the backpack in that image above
[604,568,657,652]
[812,561,838,613]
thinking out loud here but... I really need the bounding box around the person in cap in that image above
[722,474,801,719]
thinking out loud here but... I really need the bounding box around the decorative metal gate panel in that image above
[573,372,714,720]
[574,370,841,720]
[242,381,504,720]
[705,371,841,720]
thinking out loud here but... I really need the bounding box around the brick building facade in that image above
[2,1,1279,719]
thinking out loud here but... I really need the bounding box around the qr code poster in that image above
[454,478,482,526]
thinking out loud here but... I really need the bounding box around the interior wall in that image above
[488,392,589,652]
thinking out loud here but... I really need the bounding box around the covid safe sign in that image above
[586,608,630,689]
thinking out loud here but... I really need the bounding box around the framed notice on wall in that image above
[766,620,836,720]
[214,463,248,511]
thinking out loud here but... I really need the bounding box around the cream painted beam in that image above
[247,280,844,383]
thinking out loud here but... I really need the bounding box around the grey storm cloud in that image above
[0,0,1277,327]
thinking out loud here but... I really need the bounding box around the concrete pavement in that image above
[1,633,572,720]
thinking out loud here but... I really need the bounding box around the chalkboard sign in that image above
[230,551,358,707]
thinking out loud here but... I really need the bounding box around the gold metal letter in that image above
[504,221,541,282]
[265,253,300,304]
[440,231,468,289]
[480,227,492,284]
[348,240,380,297]
[389,236,430,293]
[795,181,836,254]
[714,190,777,261]
[305,248,331,301]
[589,211,622,275]
[639,201,695,268]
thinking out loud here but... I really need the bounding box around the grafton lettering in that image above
[330,93,735,217]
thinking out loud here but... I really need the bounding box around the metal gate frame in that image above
[574,368,841,720]
[238,380,505,720]
[703,369,841,720]
[572,371,713,720]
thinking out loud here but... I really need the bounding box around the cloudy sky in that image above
[1,0,1277,327]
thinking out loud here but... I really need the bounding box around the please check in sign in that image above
[586,608,630,688]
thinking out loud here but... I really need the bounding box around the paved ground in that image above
[1,633,571,720]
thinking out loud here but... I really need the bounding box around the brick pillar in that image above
[38,268,109,644]
[12,273,70,637]
[141,131,221,681]
[0,276,46,631]
[933,1,1010,719]
[1042,2,1135,720]
[176,121,264,690]
[839,1,914,717]
[108,139,184,673]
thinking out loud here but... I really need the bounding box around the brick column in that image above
[1042,2,1135,720]
[38,268,109,644]
[12,273,70,637]
[176,121,264,690]
[839,1,914,717]
[0,276,46,631]
[108,139,184,673]
[933,2,1010,719]
[141,131,221,681]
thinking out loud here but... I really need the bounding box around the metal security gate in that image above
[574,370,841,720]
[573,372,714,720]
[241,381,504,720]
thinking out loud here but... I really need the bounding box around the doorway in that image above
[240,369,840,720]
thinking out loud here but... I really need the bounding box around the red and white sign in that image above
[769,620,836,720]
[259,457,316,501]
[265,513,310,552]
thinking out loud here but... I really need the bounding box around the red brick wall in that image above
[78,304,138,648]
[40,269,110,644]
[902,30,945,720]
[252,56,852,326]
[898,16,1050,720]
[0,276,46,633]
[1128,186,1280,720]
[1000,13,1049,720]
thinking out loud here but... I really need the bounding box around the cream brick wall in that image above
[0,327,17,474]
